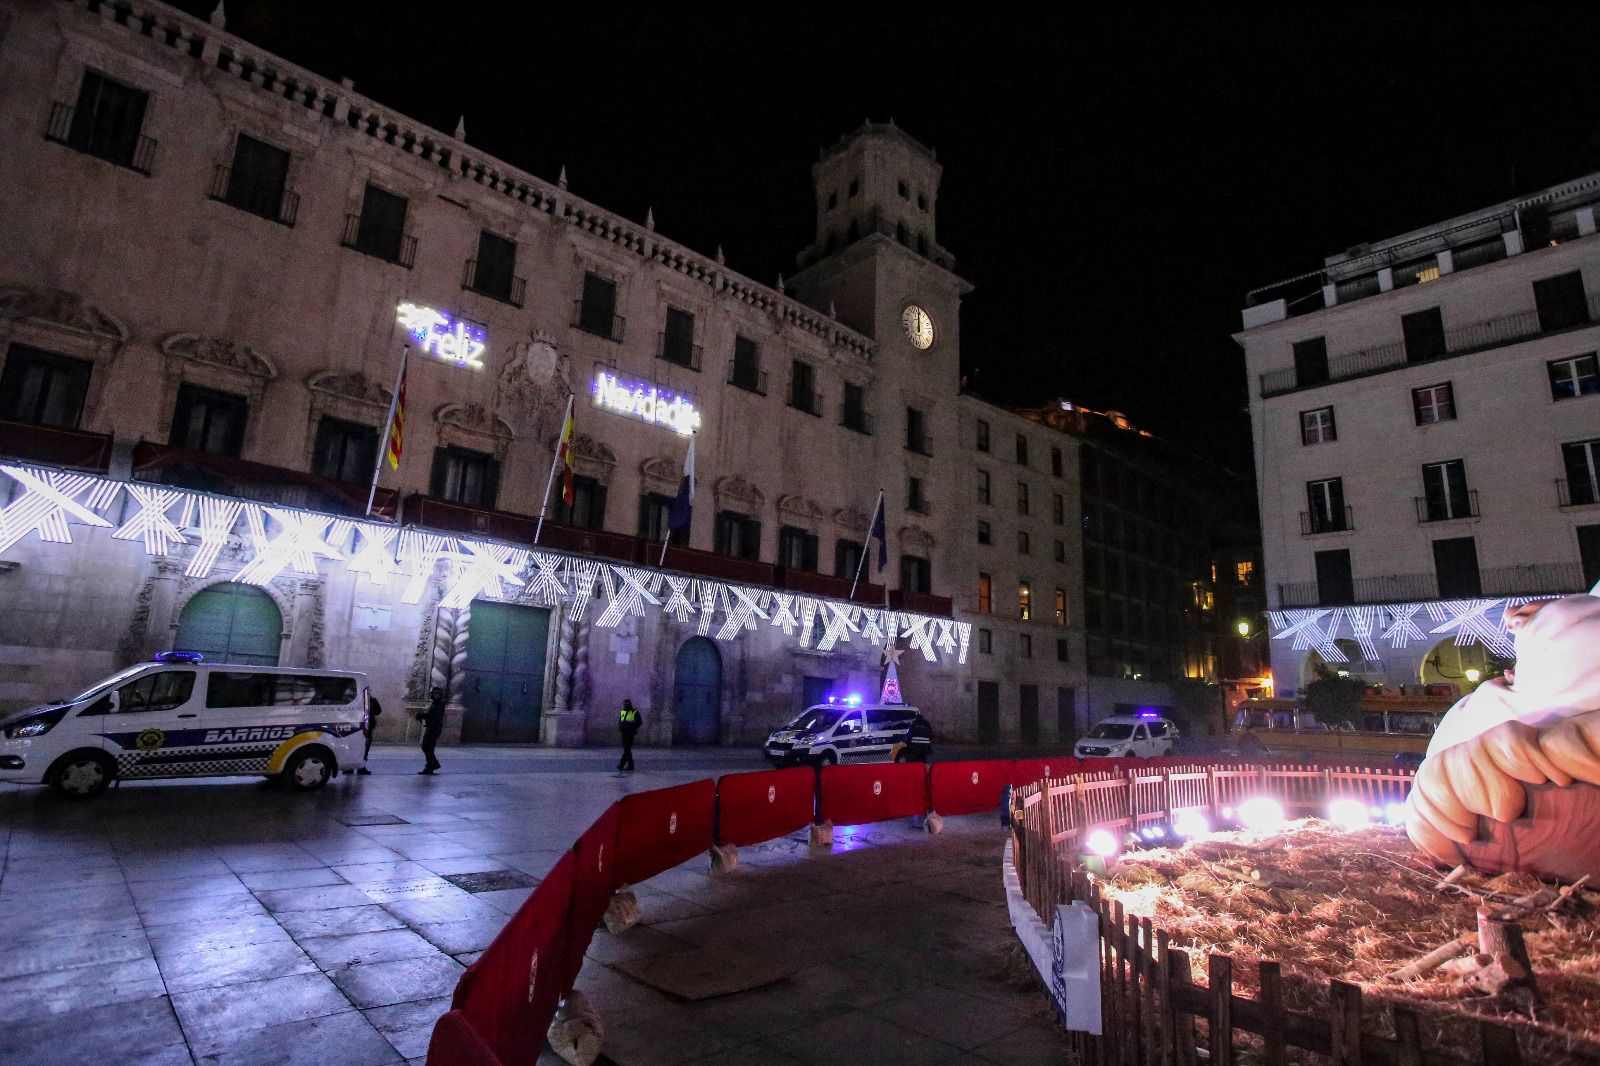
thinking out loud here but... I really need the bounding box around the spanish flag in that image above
[386,359,407,470]
[557,399,575,505]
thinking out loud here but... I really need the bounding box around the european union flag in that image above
[867,492,886,572]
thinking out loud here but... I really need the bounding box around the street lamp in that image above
[1465,668,1482,684]
[1237,620,1251,638]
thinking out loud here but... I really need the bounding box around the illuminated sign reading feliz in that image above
[592,371,702,436]
[396,303,487,370]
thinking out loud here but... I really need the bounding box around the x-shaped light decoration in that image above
[0,465,117,554]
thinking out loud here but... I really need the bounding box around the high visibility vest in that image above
[619,706,640,725]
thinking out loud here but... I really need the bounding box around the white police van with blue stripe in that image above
[0,653,368,798]
[763,695,934,766]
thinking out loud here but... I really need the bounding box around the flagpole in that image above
[365,344,410,520]
[533,393,575,546]
[657,529,671,569]
[658,431,695,569]
[849,488,884,601]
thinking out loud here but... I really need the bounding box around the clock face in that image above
[901,304,935,350]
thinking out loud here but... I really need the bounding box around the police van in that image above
[763,698,934,766]
[0,654,368,798]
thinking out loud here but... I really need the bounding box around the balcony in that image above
[1275,562,1587,607]
[839,403,873,435]
[1259,292,1600,397]
[0,419,113,472]
[1558,477,1600,508]
[45,101,155,175]
[1415,490,1479,523]
[657,333,702,372]
[727,362,767,395]
[571,300,625,342]
[133,443,398,520]
[788,388,822,417]
[890,589,954,616]
[1300,505,1353,535]
[209,163,298,226]
[341,214,416,268]
[905,433,933,457]
[462,259,526,307]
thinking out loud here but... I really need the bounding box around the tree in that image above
[1301,665,1366,728]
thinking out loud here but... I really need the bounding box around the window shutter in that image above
[429,448,449,498]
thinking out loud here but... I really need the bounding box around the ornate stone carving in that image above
[899,524,936,554]
[302,581,326,668]
[832,507,869,533]
[117,568,163,667]
[777,495,825,528]
[715,476,766,517]
[496,330,572,444]
[407,582,444,700]
[569,435,617,482]
[429,604,472,707]
[160,333,278,379]
[0,286,129,340]
[437,402,514,439]
[640,456,680,492]
[307,369,392,408]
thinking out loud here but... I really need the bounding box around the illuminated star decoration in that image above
[882,638,906,668]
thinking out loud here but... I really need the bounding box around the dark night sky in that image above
[175,4,1600,472]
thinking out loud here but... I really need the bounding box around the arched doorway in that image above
[672,637,722,745]
[173,582,282,665]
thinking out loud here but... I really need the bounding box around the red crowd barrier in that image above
[818,762,928,826]
[1010,756,1078,786]
[562,803,619,992]
[716,767,816,847]
[426,1009,504,1066]
[929,759,1012,816]
[453,849,576,1066]
[614,779,716,886]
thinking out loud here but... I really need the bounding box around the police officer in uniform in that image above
[418,687,445,775]
[357,694,382,775]
[617,699,641,772]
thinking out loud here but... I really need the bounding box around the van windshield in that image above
[66,665,155,705]
[789,707,843,733]
[1086,722,1135,740]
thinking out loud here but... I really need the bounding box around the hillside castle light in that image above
[592,371,703,436]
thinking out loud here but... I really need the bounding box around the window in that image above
[170,384,247,457]
[834,539,862,579]
[1562,438,1600,506]
[576,273,621,340]
[977,470,991,505]
[1053,494,1065,525]
[1053,539,1066,563]
[897,180,909,199]
[730,336,763,393]
[638,492,674,542]
[848,179,859,197]
[1549,354,1600,400]
[468,231,519,304]
[221,134,291,222]
[1056,639,1070,662]
[661,307,698,369]
[1305,477,1346,534]
[1402,307,1446,362]
[715,511,761,559]
[1017,481,1030,516]
[979,628,993,654]
[1015,434,1029,465]
[1421,460,1472,521]
[1293,337,1329,387]
[1301,406,1337,445]
[0,345,91,428]
[311,417,377,484]
[917,193,928,211]
[1020,634,1033,659]
[789,360,818,414]
[1018,581,1032,621]
[900,555,931,594]
[1315,549,1354,606]
[906,407,929,453]
[1236,560,1255,584]
[94,670,195,715]
[826,191,837,210]
[348,183,410,264]
[1581,525,1600,589]
[207,672,355,709]
[978,573,992,614]
[1413,382,1456,424]
[841,382,868,432]
[557,475,607,530]
[1017,530,1031,555]
[977,520,992,546]
[430,446,500,509]
[1055,588,1067,625]
[59,70,150,171]
[975,419,990,452]
[1051,447,1063,477]
[778,526,819,571]
[907,476,928,513]
[1534,271,1589,333]
[1433,536,1482,598]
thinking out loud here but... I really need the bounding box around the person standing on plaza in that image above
[357,693,383,775]
[418,687,445,775]
[617,699,642,772]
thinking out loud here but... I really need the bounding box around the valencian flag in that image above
[867,491,887,572]
[558,401,576,506]
[385,360,408,470]
[668,434,696,532]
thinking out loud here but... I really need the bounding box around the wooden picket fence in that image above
[1011,763,1527,1065]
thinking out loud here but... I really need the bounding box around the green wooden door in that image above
[173,583,282,665]
[462,601,550,742]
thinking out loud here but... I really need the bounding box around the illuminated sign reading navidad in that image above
[592,371,702,436]
[397,303,487,370]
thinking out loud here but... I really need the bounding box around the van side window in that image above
[85,671,195,715]
[838,712,863,734]
[207,673,356,709]
[865,708,899,730]
[1147,721,1167,738]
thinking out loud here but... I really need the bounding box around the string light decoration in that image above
[1268,596,1559,659]
[0,465,971,666]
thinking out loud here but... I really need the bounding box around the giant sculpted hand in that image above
[1404,594,1600,878]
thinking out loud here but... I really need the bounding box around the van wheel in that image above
[893,749,910,763]
[819,751,838,767]
[50,751,115,799]
[282,747,334,792]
